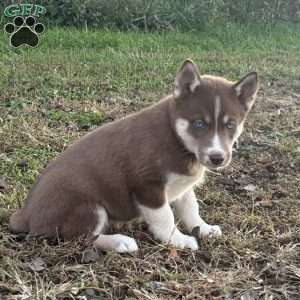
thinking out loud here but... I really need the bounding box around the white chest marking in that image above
[165,169,205,202]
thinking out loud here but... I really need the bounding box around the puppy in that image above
[10,59,258,252]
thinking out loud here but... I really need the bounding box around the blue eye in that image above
[194,119,206,129]
[226,121,236,129]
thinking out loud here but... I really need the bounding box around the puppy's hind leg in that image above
[9,209,29,233]
[93,207,138,253]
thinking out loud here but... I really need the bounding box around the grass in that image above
[0,23,300,299]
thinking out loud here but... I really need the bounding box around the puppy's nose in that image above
[209,153,225,166]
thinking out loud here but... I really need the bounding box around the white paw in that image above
[94,234,139,253]
[170,231,199,250]
[114,235,139,253]
[199,224,222,237]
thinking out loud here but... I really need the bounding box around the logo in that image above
[3,4,46,48]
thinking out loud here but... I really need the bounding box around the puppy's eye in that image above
[194,119,206,129]
[226,121,236,129]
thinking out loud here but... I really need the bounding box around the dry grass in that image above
[0,27,300,299]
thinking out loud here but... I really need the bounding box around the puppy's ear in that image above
[174,59,201,99]
[233,72,258,112]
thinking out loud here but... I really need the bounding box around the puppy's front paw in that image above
[169,232,199,250]
[199,224,222,237]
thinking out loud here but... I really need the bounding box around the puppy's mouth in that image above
[203,162,228,171]
[199,154,231,170]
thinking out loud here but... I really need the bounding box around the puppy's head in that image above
[172,59,258,170]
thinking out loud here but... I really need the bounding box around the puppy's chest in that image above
[165,168,205,202]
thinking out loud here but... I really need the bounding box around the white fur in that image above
[173,87,181,98]
[235,84,242,97]
[223,115,229,124]
[232,122,244,147]
[190,77,201,92]
[199,223,222,236]
[204,115,211,124]
[174,189,222,237]
[173,189,204,232]
[236,122,244,138]
[94,234,138,253]
[175,118,198,158]
[165,168,205,203]
[207,133,224,154]
[206,96,225,156]
[139,202,198,250]
[92,206,108,236]
[214,96,221,122]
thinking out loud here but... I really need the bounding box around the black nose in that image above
[209,153,225,165]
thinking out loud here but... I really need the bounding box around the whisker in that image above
[206,169,222,176]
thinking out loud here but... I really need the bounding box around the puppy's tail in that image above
[9,209,29,233]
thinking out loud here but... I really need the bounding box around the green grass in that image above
[1,23,300,95]
[0,23,300,299]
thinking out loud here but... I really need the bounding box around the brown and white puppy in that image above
[9,60,258,252]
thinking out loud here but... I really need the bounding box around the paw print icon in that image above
[4,16,45,48]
